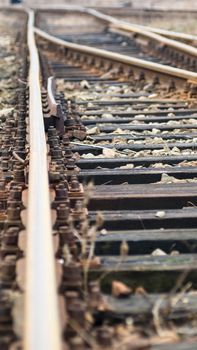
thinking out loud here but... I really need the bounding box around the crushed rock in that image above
[86,126,100,135]
[151,248,167,255]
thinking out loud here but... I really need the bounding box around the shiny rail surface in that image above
[34,27,197,82]
[86,8,197,57]
[2,5,197,44]
[34,6,197,52]
[38,23,197,347]
[123,23,197,44]
[1,6,197,349]
[25,10,61,350]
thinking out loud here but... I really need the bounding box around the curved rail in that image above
[126,23,197,44]
[25,10,61,350]
[86,8,197,58]
[34,27,197,82]
[3,5,197,46]
[33,5,197,46]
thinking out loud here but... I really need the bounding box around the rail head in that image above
[47,76,58,116]
[25,10,61,350]
[126,23,197,44]
[15,5,197,47]
[33,6,197,51]
[34,26,197,83]
[86,8,197,58]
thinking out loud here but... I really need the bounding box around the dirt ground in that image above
[29,0,197,10]
[1,0,197,10]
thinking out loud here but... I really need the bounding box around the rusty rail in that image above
[25,10,61,350]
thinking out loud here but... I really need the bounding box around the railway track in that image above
[0,9,28,349]
[36,6,197,44]
[36,8,197,73]
[1,6,197,349]
[88,7,197,44]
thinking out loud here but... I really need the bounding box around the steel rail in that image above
[25,10,62,350]
[84,8,197,43]
[32,5,197,45]
[6,5,196,47]
[88,8,197,43]
[124,23,197,44]
[47,76,59,116]
[2,5,197,44]
[86,9,197,58]
[34,27,197,82]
